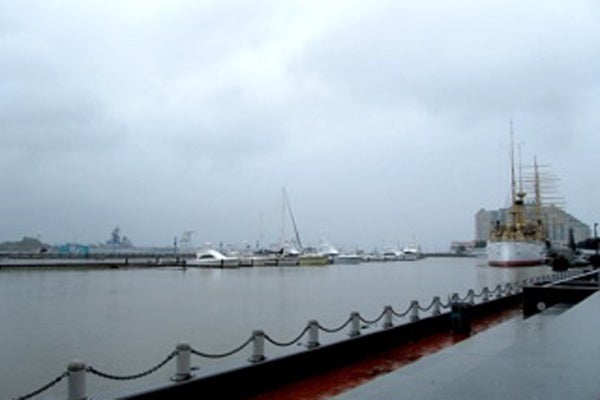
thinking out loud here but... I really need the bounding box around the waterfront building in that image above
[475,205,590,247]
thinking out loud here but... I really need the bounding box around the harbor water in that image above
[1,257,553,399]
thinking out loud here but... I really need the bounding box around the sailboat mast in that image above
[283,188,303,250]
[280,187,286,247]
[258,212,264,249]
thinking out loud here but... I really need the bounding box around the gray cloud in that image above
[1,0,598,250]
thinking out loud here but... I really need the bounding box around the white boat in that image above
[336,254,362,264]
[487,240,546,267]
[382,249,403,261]
[318,240,339,264]
[261,244,300,266]
[362,252,385,262]
[487,126,547,267]
[274,255,300,266]
[244,249,280,266]
[187,249,240,268]
[274,189,331,267]
[401,243,423,261]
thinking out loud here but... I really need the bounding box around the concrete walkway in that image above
[334,292,600,399]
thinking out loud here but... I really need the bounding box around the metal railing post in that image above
[348,312,361,337]
[450,292,459,305]
[409,300,419,322]
[67,360,87,400]
[306,320,320,348]
[172,343,192,382]
[382,305,393,329]
[467,289,475,305]
[249,330,266,363]
[482,287,490,302]
[432,296,442,316]
[495,284,503,299]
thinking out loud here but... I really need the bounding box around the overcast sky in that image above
[1,0,599,251]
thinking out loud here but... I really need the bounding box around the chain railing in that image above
[357,308,387,325]
[12,372,68,400]
[86,351,177,381]
[13,271,572,400]
[417,297,438,312]
[390,302,413,318]
[316,315,354,333]
[190,335,254,359]
[264,325,311,347]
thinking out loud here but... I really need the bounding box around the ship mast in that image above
[508,121,527,236]
[517,141,524,194]
[510,120,516,205]
[533,157,544,239]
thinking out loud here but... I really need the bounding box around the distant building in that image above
[475,205,590,247]
[56,243,90,256]
[0,236,49,252]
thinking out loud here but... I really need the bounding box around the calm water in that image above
[1,258,552,399]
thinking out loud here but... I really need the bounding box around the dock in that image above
[0,252,192,268]
[334,271,600,399]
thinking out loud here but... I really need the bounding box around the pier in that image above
[335,269,600,399]
[0,250,471,269]
[12,269,595,400]
[0,251,191,268]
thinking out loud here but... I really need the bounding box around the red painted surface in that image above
[247,307,521,400]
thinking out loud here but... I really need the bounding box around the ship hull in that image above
[487,241,546,267]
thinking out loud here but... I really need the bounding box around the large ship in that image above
[487,127,547,267]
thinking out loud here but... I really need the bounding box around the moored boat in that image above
[487,240,546,267]
[382,249,403,261]
[298,253,330,266]
[261,245,300,266]
[401,243,423,261]
[318,240,339,264]
[336,254,363,264]
[487,126,547,267]
[187,249,240,268]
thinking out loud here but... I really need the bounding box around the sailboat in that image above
[280,188,330,266]
[487,124,547,267]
